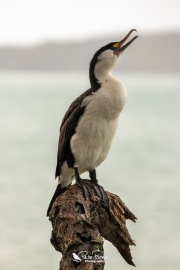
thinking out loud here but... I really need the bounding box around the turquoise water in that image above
[0,71,179,269]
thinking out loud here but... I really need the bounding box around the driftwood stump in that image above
[49,184,137,270]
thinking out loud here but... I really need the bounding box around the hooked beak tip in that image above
[115,29,139,53]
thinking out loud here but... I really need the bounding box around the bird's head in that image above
[89,29,138,88]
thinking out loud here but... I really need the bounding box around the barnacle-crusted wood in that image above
[49,184,137,270]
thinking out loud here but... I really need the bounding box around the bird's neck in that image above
[89,67,101,90]
[89,67,114,90]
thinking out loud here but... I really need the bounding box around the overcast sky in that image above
[0,0,180,46]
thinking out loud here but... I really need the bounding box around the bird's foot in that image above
[74,168,110,211]
[89,169,109,210]
[76,177,95,198]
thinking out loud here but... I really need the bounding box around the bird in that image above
[47,29,138,216]
[72,253,82,263]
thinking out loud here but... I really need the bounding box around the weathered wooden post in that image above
[49,184,137,270]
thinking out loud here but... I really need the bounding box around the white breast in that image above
[70,76,127,173]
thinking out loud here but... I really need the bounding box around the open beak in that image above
[114,29,139,54]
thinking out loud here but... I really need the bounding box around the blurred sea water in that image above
[0,71,179,270]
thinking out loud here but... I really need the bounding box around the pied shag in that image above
[47,29,138,216]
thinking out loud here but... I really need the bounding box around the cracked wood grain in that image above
[49,184,137,270]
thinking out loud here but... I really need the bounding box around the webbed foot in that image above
[74,168,110,210]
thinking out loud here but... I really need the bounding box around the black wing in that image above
[55,88,95,178]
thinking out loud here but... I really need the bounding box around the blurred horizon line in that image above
[0,29,180,48]
[0,32,179,73]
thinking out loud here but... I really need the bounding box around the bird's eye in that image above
[111,43,119,50]
[97,57,102,61]
[111,46,116,51]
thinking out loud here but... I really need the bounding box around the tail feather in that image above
[47,184,62,216]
